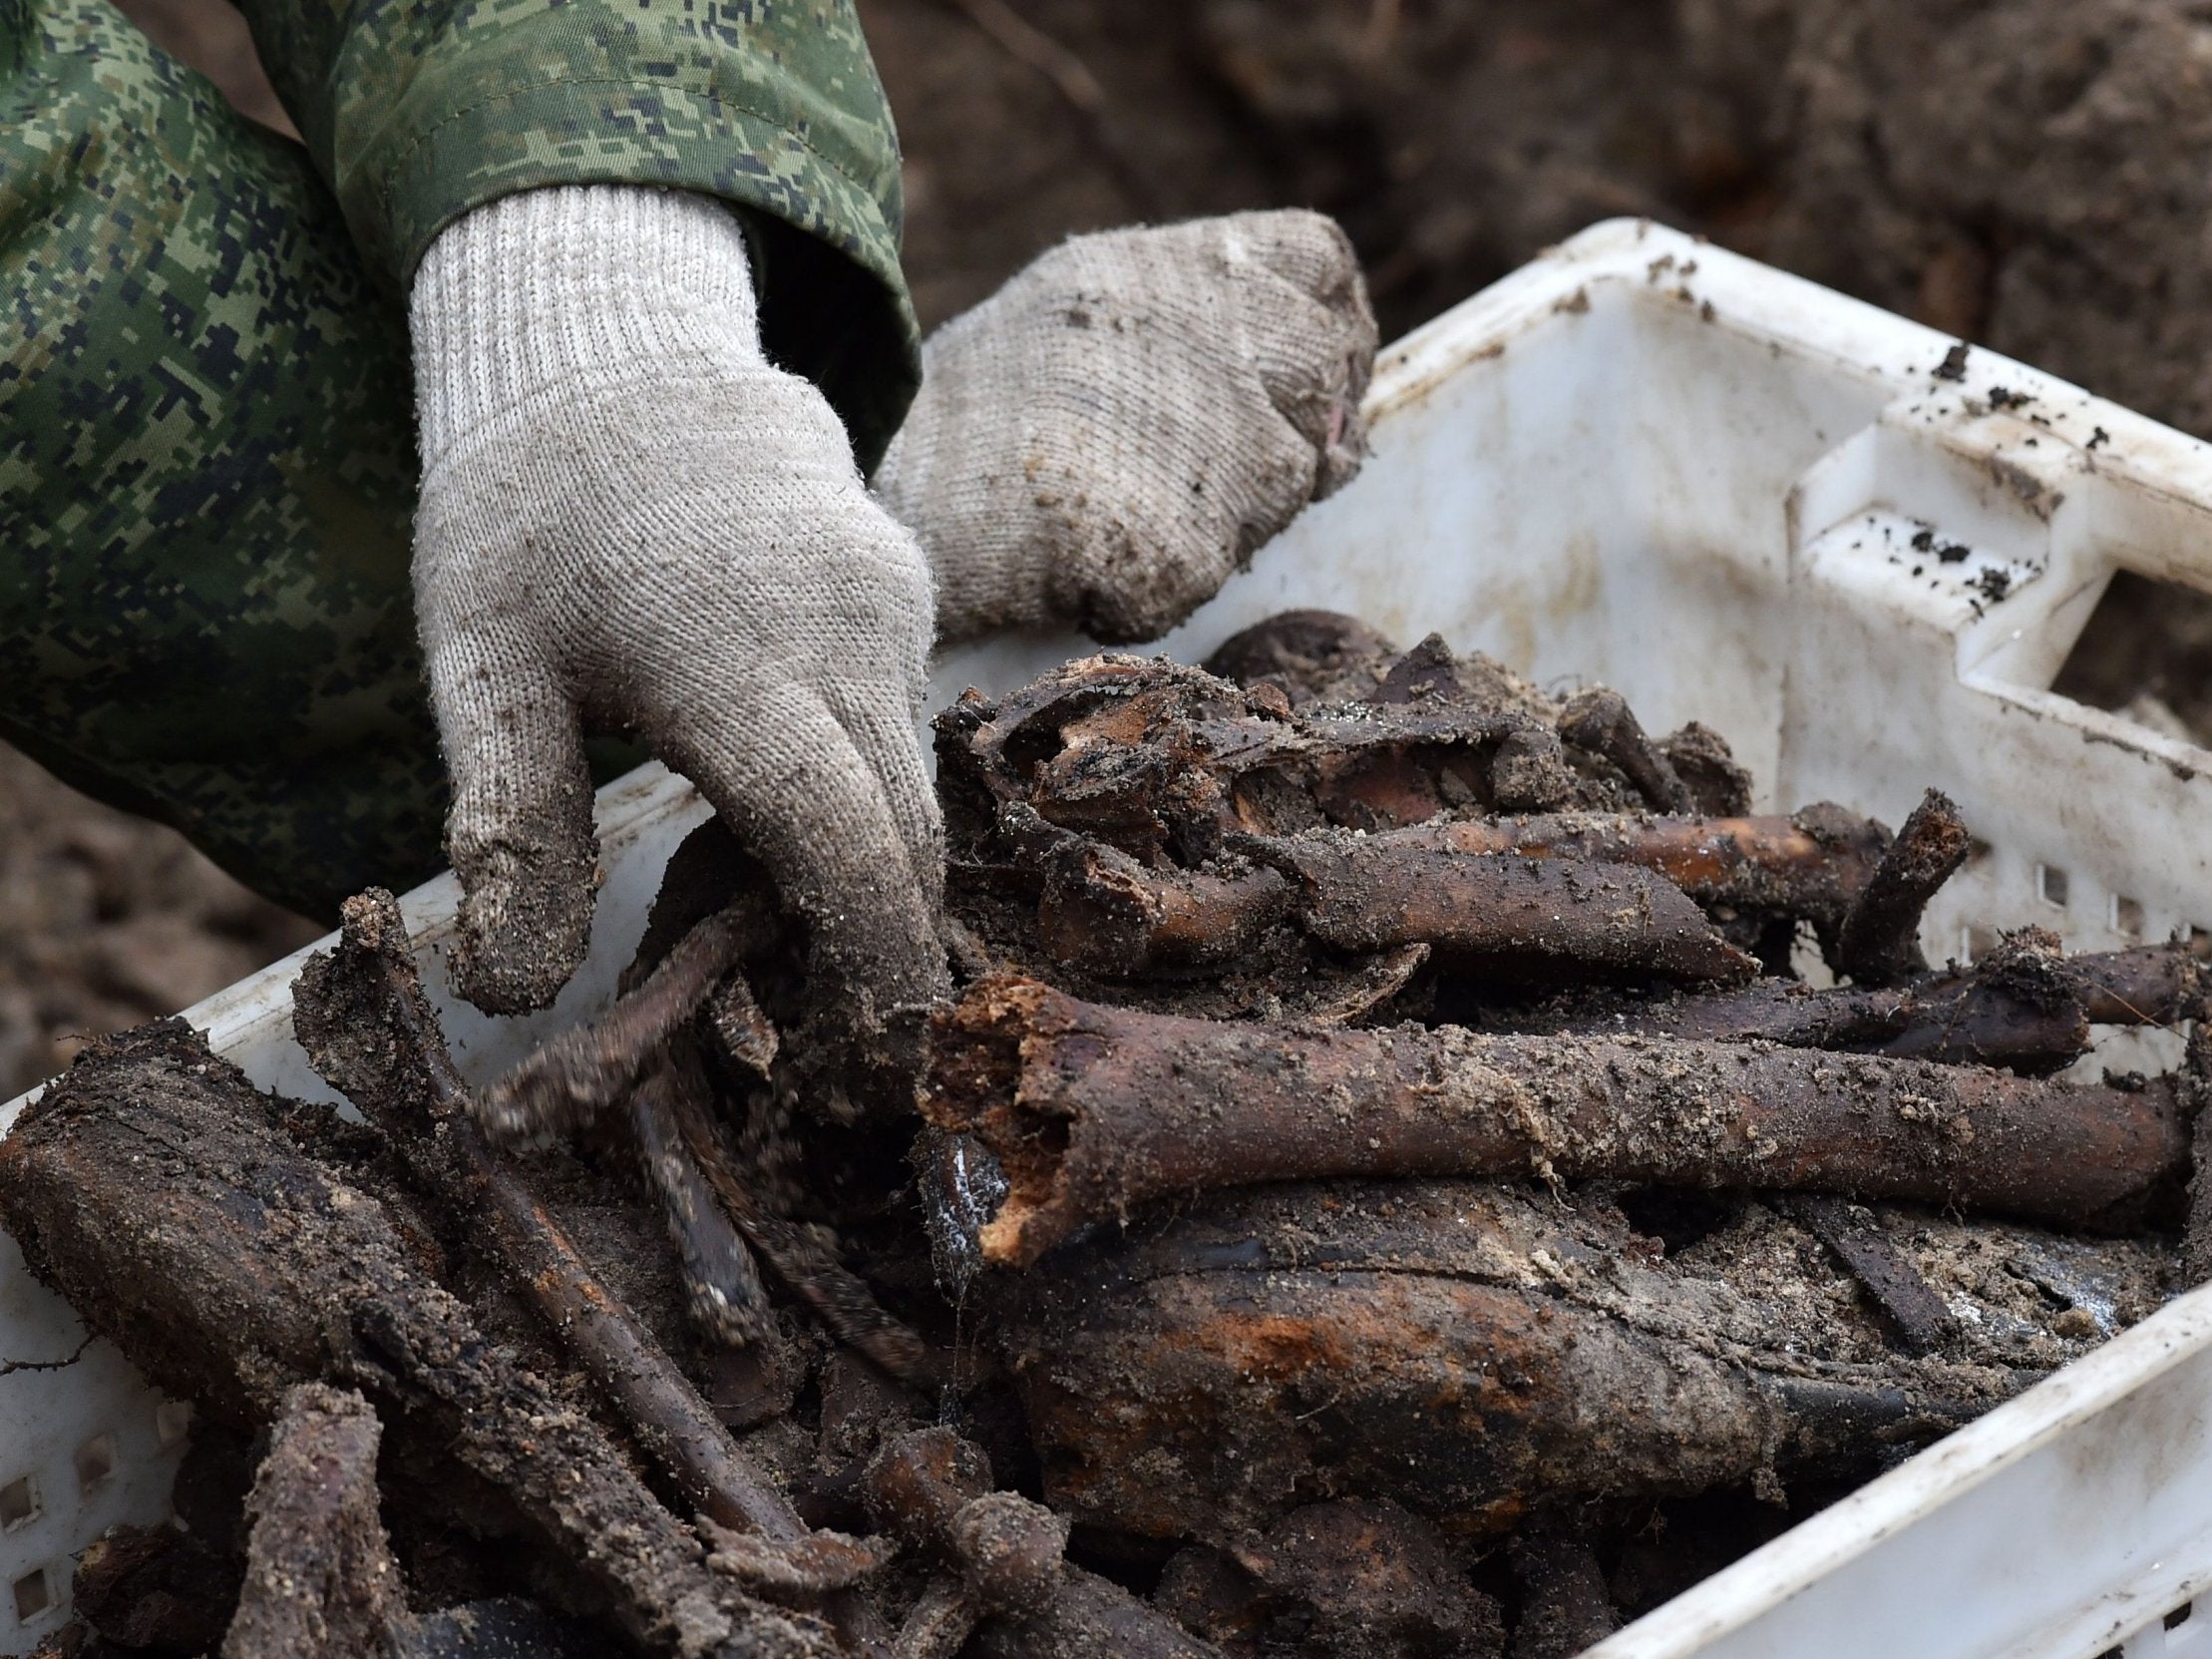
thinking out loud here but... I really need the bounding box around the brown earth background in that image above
[10,0,2208,1098]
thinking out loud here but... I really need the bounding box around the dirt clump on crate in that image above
[6,612,2206,1658]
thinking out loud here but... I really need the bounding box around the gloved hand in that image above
[873,210,1378,646]
[408,186,946,1043]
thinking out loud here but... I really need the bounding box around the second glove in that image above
[876,210,1379,647]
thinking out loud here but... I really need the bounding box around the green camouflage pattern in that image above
[234,0,920,466]
[1,0,448,920]
[0,0,910,920]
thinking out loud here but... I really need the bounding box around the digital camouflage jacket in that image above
[0,0,914,919]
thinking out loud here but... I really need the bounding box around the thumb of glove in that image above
[419,570,602,1015]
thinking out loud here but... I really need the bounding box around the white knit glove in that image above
[873,210,1378,646]
[408,186,945,1045]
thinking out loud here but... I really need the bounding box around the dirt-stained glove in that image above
[873,210,1378,647]
[408,186,946,1040]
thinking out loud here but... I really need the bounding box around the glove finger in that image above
[1239,281,1379,500]
[823,683,946,916]
[1214,210,1380,496]
[425,631,600,1015]
[657,686,949,1046]
[1214,208,1373,330]
[1224,398,1337,576]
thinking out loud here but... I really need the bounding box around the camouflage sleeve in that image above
[232,0,920,467]
[0,0,451,918]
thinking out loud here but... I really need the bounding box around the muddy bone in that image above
[1834,789,1973,986]
[1014,806,1891,984]
[222,1385,409,1659]
[290,891,813,1546]
[994,1180,2031,1541]
[630,1054,778,1350]
[1557,687,1695,814]
[936,653,1581,864]
[1504,937,2201,1075]
[1030,816,1759,986]
[863,1428,1225,1659]
[1256,832,1758,984]
[1394,809,1891,936]
[0,1023,827,1658]
[923,977,2186,1265]
[475,901,764,1145]
[941,648,1875,884]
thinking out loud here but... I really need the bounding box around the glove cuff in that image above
[410,185,762,463]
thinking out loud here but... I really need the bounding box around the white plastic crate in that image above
[5,217,2212,1654]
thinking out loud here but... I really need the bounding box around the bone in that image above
[1656,720,1754,816]
[1262,836,1759,985]
[1201,609,1399,703]
[0,1022,822,1658]
[1032,827,1293,979]
[290,891,812,1547]
[629,1056,776,1349]
[865,1429,1225,1659]
[667,1073,930,1383]
[923,977,2187,1267]
[1780,1195,1961,1355]
[937,653,1567,864]
[1009,806,1893,987]
[1559,687,1696,813]
[1391,807,1892,934]
[1835,789,1973,986]
[1507,939,2199,1076]
[992,1179,2031,1543]
[1302,942,1432,1028]
[701,1522,897,1600]
[221,1386,408,1659]
[889,1578,975,1659]
[1033,817,1756,986]
[474,905,756,1144]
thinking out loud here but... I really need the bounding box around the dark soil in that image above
[865,0,2212,449]
[2051,571,2212,746]
[103,0,2212,442]
[0,746,320,1099]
